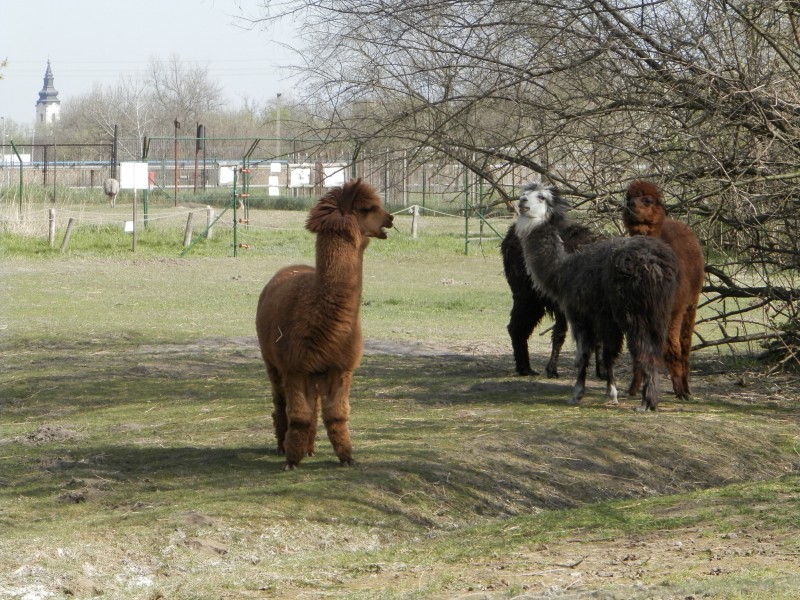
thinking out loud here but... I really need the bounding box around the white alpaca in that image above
[103,178,120,207]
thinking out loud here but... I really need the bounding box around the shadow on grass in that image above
[3,336,800,530]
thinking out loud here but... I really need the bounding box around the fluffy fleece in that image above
[515,182,679,411]
[502,211,602,378]
[256,179,393,469]
[623,180,705,400]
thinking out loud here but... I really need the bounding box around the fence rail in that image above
[2,137,540,214]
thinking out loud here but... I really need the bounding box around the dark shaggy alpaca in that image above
[623,180,705,400]
[515,182,679,411]
[256,179,393,470]
[501,218,601,378]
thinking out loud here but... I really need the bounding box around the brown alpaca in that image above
[255,179,393,470]
[623,180,705,400]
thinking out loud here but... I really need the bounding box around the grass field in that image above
[2,201,799,599]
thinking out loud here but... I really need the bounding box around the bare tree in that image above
[60,74,155,160]
[60,55,233,158]
[246,0,800,366]
[147,54,226,134]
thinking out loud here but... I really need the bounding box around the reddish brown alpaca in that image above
[623,180,704,400]
[255,179,393,470]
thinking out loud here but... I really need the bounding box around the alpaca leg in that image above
[664,313,686,400]
[266,364,288,454]
[321,369,354,466]
[677,304,698,399]
[638,359,662,412]
[282,373,317,470]
[568,327,593,405]
[601,333,623,405]
[508,296,544,376]
[594,342,608,380]
[546,310,568,378]
[304,375,322,457]
[628,340,662,412]
[627,359,642,397]
[307,392,320,457]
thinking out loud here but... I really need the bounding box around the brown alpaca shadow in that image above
[623,180,705,400]
[255,179,393,470]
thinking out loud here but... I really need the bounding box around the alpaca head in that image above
[307,179,393,241]
[623,180,666,237]
[514,182,567,236]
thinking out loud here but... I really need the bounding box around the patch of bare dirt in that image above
[14,424,80,445]
[57,477,112,504]
[450,527,800,598]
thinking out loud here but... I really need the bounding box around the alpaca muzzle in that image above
[374,214,393,239]
[623,201,640,220]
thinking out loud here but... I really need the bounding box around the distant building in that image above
[36,60,61,125]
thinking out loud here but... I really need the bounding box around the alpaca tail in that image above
[609,237,680,410]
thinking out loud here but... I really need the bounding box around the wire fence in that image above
[2,137,539,216]
[1,135,531,255]
[1,195,514,257]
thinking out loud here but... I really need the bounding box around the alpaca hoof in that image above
[635,404,656,413]
[339,458,354,467]
[282,462,298,471]
[517,368,538,377]
[567,397,581,406]
[605,385,619,405]
[673,388,691,401]
[307,450,316,457]
[546,369,559,379]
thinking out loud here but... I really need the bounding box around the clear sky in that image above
[0,0,298,128]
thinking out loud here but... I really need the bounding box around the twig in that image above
[553,556,586,568]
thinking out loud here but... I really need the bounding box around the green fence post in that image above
[232,168,238,257]
[141,137,150,229]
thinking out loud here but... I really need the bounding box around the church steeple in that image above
[36,60,61,125]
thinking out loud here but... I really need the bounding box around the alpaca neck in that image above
[628,221,662,237]
[315,233,366,310]
[625,207,665,238]
[517,220,567,299]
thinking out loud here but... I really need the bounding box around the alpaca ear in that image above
[338,178,361,215]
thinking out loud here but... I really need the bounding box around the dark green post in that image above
[141,137,150,229]
[232,168,239,257]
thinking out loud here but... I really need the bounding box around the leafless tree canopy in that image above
[58,56,227,159]
[246,0,800,365]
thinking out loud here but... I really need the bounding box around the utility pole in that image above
[276,93,282,158]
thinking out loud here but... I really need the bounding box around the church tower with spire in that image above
[36,60,61,125]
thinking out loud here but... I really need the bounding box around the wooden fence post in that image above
[183,212,195,247]
[206,206,214,239]
[411,205,420,239]
[48,208,56,248]
[60,218,76,253]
